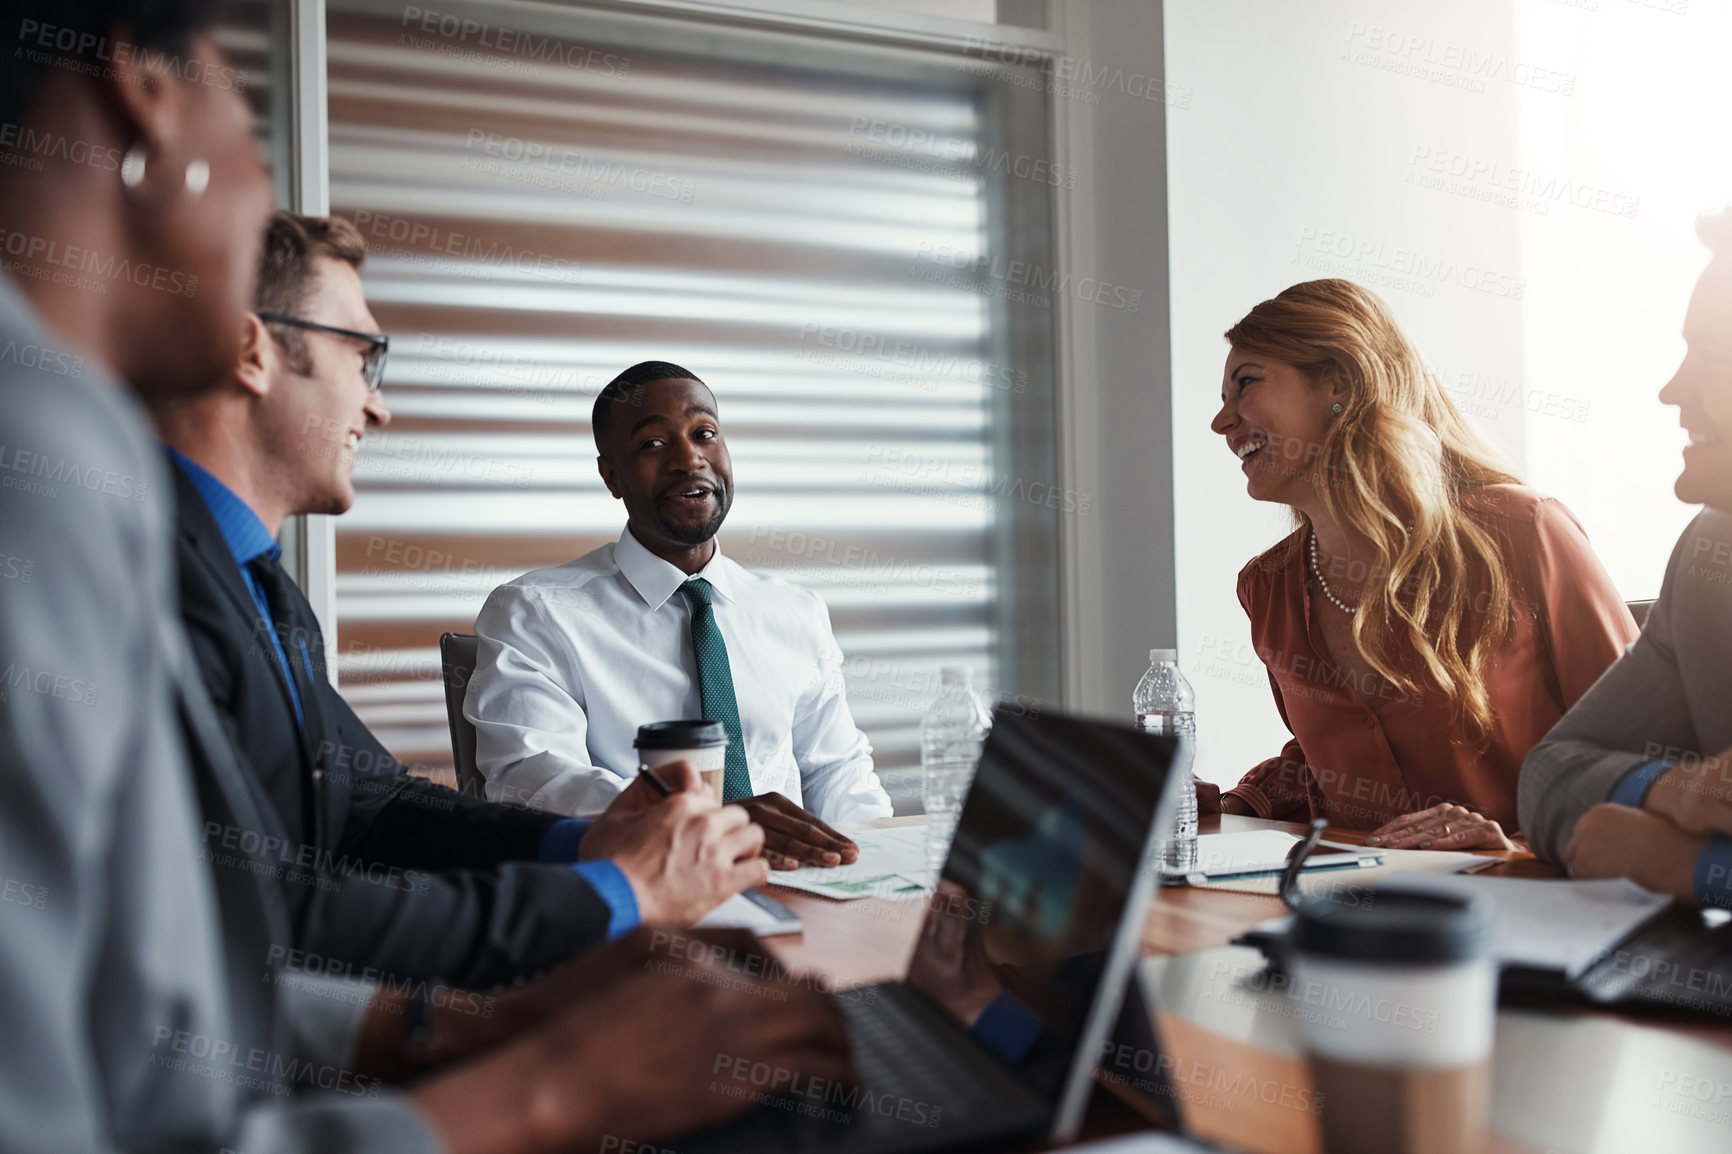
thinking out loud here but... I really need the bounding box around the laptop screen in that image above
[905,707,1177,1119]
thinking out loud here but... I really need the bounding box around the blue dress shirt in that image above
[170,450,306,724]
[536,820,640,937]
[970,991,1044,1066]
[170,451,641,936]
[1609,761,1732,910]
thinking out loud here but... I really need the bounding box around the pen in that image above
[636,765,674,798]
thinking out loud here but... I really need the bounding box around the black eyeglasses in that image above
[257,312,390,391]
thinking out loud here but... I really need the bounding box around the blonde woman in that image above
[1203,279,1638,850]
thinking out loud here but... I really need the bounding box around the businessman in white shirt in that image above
[466,361,894,864]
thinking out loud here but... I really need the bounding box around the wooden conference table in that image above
[762,814,1732,1154]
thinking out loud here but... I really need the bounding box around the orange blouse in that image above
[1224,485,1639,833]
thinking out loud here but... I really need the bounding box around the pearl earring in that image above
[119,144,210,201]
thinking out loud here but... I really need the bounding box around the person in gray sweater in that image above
[0,2,846,1151]
[1518,209,1732,910]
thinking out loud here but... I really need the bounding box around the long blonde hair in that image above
[1225,279,1521,746]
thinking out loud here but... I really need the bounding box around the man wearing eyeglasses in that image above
[149,211,767,989]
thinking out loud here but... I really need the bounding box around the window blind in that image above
[325,0,1059,803]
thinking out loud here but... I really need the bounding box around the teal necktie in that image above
[678,577,751,801]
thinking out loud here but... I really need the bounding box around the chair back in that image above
[1627,600,1655,630]
[439,632,484,797]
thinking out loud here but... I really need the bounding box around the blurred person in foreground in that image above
[467,361,892,862]
[150,209,764,988]
[0,2,847,1151]
[1522,210,1732,908]
[1203,279,1637,849]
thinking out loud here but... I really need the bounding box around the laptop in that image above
[678,706,1181,1153]
[1502,905,1732,1019]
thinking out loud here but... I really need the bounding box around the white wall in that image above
[1165,0,1732,787]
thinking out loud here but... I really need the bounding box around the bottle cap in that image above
[940,666,970,685]
[1150,648,1177,663]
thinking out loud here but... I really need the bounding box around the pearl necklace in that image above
[1308,530,1359,614]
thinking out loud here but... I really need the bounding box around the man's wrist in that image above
[1693,836,1732,909]
[1645,767,1696,831]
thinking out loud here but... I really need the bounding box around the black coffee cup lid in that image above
[634,720,729,750]
[1293,887,1490,964]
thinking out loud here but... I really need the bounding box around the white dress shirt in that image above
[465,527,893,821]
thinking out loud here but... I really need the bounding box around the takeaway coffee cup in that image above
[634,720,729,799]
[1289,887,1496,1154]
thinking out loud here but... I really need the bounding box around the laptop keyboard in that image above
[839,988,997,1124]
[1580,914,1732,1016]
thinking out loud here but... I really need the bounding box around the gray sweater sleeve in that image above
[0,283,441,1154]
[1518,526,1700,864]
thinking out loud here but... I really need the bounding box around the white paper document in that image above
[1184,829,1380,881]
[1379,873,1670,979]
[765,824,931,901]
[695,889,804,935]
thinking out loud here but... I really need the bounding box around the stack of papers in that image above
[1178,830,1382,883]
[766,825,931,901]
[1388,873,1670,978]
[1250,874,1670,978]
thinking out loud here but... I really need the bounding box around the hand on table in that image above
[1565,803,1704,903]
[736,792,858,870]
[1363,803,1515,851]
[1644,747,1732,839]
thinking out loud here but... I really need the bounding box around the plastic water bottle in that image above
[1134,648,1198,878]
[921,666,991,885]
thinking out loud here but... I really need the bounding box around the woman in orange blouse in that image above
[1202,279,1638,850]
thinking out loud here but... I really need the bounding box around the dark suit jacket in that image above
[171,462,612,987]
